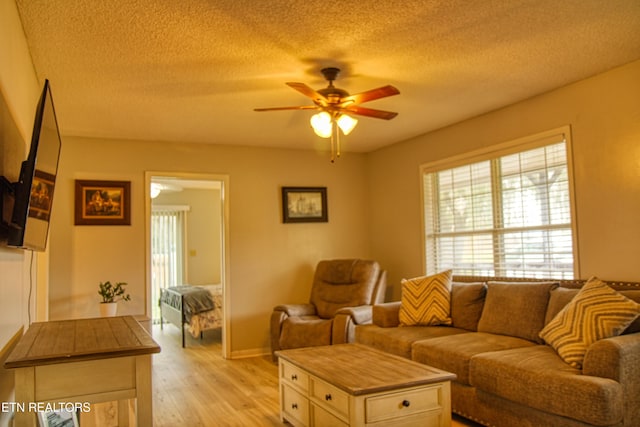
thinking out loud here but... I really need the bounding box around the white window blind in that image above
[151,205,189,321]
[423,130,575,279]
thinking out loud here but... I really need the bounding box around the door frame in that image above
[144,171,231,359]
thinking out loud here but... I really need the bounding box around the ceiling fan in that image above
[254,67,400,161]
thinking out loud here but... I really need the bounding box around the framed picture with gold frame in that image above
[74,180,131,225]
[282,186,328,223]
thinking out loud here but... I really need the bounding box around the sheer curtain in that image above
[151,205,188,322]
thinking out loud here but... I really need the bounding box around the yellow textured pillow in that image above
[399,270,453,326]
[539,277,640,369]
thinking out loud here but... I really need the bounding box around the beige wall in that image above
[153,187,222,285]
[48,136,372,355]
[0,0,40,420]
[368,60,640,299]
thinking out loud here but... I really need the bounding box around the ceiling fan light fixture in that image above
[337,114,358,135]
[257,67,399,161]
[310,111,333,138]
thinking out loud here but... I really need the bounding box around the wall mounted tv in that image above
[0,79,62,251]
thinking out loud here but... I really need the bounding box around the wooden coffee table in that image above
[275,344,456,427]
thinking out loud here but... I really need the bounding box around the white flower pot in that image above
[100,302,118,317]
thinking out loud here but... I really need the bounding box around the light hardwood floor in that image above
[139,323,481,426]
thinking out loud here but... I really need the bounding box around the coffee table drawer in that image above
[365,385,443,423]
[282,384,309,426]
[281,360,309,393]
[310,377,349,418]
[313,405,349,427]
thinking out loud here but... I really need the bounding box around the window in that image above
[422,128,576,279]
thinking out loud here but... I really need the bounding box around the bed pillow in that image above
[399,270,452,326]
[539,277,640,369]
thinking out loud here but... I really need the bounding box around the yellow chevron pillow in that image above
[539,277,640,369]
[399,270,453,326]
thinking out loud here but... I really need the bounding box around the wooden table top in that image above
[4,316,161,369]
[275,344,456,396]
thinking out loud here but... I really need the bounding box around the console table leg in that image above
[13,367,36,427]
[135,355,153,426]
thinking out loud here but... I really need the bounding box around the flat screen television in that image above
[7,79,62,251]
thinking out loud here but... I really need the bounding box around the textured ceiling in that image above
[15,0,640,154]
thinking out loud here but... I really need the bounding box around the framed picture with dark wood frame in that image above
[74,180,131,225]
[282,186,328,223]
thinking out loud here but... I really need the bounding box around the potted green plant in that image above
[98,281,130,317]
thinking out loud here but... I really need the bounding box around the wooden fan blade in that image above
[343,105,398,120]
[254,105,319,112]
[286,82,329,107]
[340,85,400,106]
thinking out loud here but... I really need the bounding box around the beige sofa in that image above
[355,277,640,427]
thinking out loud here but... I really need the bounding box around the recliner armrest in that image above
[332,306,375,345]
[273,303,317,317]
[335,305,374,324]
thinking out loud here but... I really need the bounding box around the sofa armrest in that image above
[273,303,317,317]
[583,332,640,424]
[583,332,640,380]
[372,301,402,327]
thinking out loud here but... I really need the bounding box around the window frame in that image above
[419,126,580,279]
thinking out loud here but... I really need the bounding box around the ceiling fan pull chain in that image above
[330,130,336,163]
[336,122,341,159]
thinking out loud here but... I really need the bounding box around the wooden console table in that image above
[275,344,456,427]
[4,316,161,427]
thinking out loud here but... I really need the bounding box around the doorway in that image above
[145,171,230,358]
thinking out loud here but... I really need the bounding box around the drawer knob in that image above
[402,400,411,407]
[291,374,298,381]
[291,403,298,410]
[325,393,332,401]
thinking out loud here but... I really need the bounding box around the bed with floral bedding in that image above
[160,284,223,347]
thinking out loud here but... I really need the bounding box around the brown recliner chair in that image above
[270,259,386,359]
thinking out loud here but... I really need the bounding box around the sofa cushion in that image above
[355,324,467,359]
[539,277,640,369]
[451,282,486,331]
[544,287,579,324]
[477,281,558,343]
[411,332,535,385]
[399,270,452,326]
[469,345,623,426]
[620,290,640,334]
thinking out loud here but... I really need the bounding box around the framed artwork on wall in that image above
[74,180,131,225]
[281,186,328,223]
